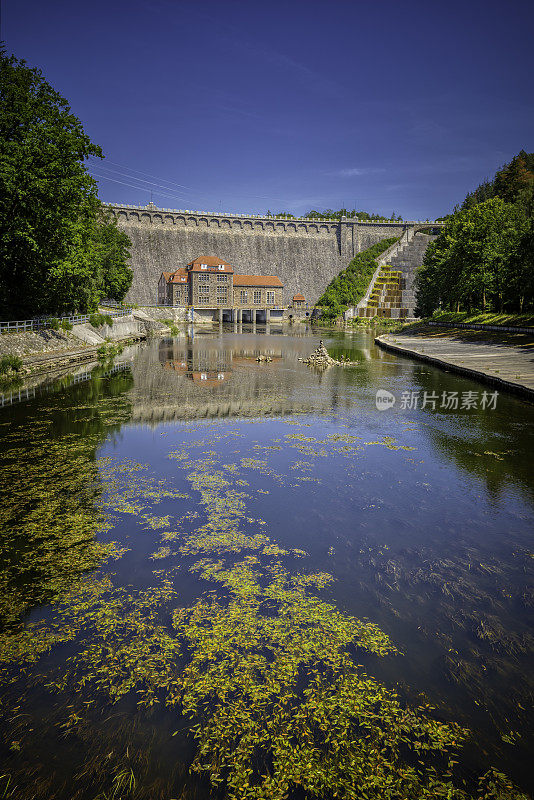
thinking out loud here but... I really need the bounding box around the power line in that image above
[88,171,192,204]
[88,158,288,206]
[88,165,197,200]
[88,158,197,193]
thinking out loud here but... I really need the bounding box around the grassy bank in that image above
[430,311,534,327]
[317,237,399,320]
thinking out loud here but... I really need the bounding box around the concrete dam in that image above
[105,203,434,306]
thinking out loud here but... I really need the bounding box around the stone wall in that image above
[107,206,437,306]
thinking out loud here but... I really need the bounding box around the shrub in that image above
[97,342,123,361]
[60,319,73,332]
[0,355,23,374]
[48,318,60,331]
[89,312,113,328]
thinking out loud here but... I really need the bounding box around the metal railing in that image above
[0,306,133,334]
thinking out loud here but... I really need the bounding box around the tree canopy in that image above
[268,208,404,222]
[415,152,534,316]
[0,49,131,318]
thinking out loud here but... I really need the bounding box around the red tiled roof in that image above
[161,271,173,281]
[187,256,233,272]
[293,294,305,301]
[233,274,283,287]
[170,268,189,283]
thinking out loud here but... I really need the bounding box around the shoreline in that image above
[375,331,534,403]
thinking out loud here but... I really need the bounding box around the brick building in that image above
[158,256,283,318]
[158,268,190,306]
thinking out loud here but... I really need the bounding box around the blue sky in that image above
[4,0,533,219]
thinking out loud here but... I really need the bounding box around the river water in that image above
[0,327,532,800]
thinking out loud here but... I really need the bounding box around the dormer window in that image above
[200,264,207,270]
[218,265,225,270]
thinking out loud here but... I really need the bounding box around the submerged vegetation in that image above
[0,341,531,799]
[0,404,522,800]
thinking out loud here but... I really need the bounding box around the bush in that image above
[0,355,23,374]
[60,319,73,332]
[97,342,123,360]
[89,312,113,328]
[48,318,60,331]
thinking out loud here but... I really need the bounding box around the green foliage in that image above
[59,319,73,331]
[415,198,528,316]
[94,210,132,302]
[0,49,102,317]
[0,355,22,374]
[430,310,534,327]
[97,342,123,361]
[304,208,404,221]
[0,49,132,319]
[89,312,113,328]
[317,238,398,319]
[162,318,180,335]
[463,151,534,212]
[48,317,60,330]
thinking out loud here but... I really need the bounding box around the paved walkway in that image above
[376,324,534,401]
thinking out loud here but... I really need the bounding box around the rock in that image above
[303,340,357,369]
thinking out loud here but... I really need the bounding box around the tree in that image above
[0,49,120,317]
[415,199,521,315]
[94,210,132,301]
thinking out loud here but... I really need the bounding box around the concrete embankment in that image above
[375,324,534,402]
[0,311,169,377]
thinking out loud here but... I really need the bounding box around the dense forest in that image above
[316,237,398,320]
[415,151,534,316]
[0,49,132,319]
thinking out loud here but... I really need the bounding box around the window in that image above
[216,289,227,303]
[266,291,275,304]
[240,290,248,303]
[199,274,210,283]
[217,275,227,283]
[200,264,207,270]
[218,265,225,270]
[254,290,261,304]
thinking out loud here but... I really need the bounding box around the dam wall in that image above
[105,204,435,306]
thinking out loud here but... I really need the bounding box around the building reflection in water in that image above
[130,330,321,422]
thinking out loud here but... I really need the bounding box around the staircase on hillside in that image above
[355,232,436,319]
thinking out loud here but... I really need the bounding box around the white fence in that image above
[0,306,132,334]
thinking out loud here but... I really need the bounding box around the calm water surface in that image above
[0,327,532,799]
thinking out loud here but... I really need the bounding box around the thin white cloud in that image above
[331,167,387,178]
